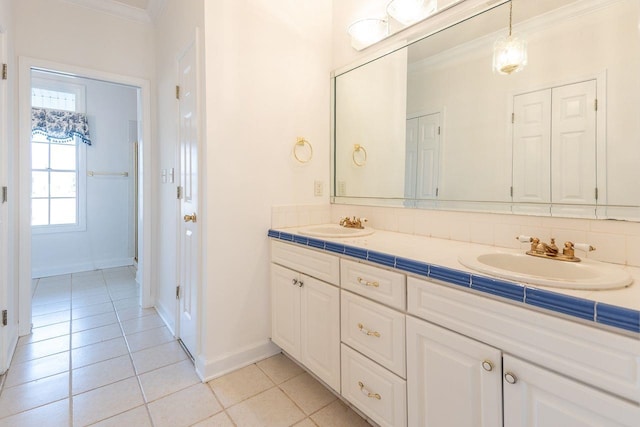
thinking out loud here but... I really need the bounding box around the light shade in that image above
[386,0,437,26]
[493,34,528,75]
[348,18,389,50]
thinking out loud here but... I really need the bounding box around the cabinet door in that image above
[271,264,301,359]
[406,316,502,427]
[300,275,340,392]
[503,355,640,427]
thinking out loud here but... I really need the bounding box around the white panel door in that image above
[404,118,418,199]
[551,81,597,206]
[177,39,199,358]
[270,264,301,359]
[406,316,502,427]
[512,90,551,204]
[416,113,440,199]
[503,355,640,427]
[300,275,340,392]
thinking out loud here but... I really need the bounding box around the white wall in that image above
[31,75,138,278]
[153,0,205,335]
[200,0,333,379]
[12,0,154,79]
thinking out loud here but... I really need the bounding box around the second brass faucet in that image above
[517,235,595,262]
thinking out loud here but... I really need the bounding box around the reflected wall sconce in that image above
[387,0,437,26]
[493,0,527,75]
[348,18,389,50]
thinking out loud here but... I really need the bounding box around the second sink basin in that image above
[299,224,374,238]
[459,252,632,290]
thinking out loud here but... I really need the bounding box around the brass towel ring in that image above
[293,137,313,163]
[352,144,367,167]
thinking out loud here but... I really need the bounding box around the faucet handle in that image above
[516,235,533,243]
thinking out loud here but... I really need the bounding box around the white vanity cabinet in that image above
[406,316,503,427]
[407,276,640,427]
[503,354,640,427]
[270,242,341,392]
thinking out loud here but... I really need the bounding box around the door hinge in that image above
[2,64,7,80]
[435,187,439,197]
[511,112,515,124]
[510,186,514,197]
[437,126,441,135]
[176,286,180,299]
[175,85,180,100]
[594,98,598,111]
[595,187,598,200]
[2,310,7,326]
[177,186,183,199]
[1,186,7,203]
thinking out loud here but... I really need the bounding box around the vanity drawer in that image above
[341,344,407,427]
[341,290,406,377]
[271,240,340,285]
[341,259,406,310]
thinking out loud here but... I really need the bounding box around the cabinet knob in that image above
[358,381,381,400]
[504,372,518,384]
[482,360,494,372]
[292,278,299,286]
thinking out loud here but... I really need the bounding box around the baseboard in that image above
[154,299,176,336]
[196,339,281,382]
[32,257,135,278]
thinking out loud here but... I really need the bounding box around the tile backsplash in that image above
[271,204,640,267]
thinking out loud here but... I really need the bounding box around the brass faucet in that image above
[340,216,367,229]
[516,236,595,262]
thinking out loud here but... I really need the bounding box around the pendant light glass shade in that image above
[386,0,437,26]
[348,18,389,50]
[493,1,527,75]
[493,34,527,74]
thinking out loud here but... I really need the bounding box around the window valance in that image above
[32,107,92,145]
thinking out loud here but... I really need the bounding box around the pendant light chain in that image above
[509,0,513,37]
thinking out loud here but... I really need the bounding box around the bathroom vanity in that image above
[268,227,640,427]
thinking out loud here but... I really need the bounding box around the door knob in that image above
[184,213,197,223]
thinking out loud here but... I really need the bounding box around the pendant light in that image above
[493,0,527,75]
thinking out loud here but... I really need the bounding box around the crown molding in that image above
[61,0,152,23]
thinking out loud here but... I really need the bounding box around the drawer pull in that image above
[358,381,381,400]
[291,278,303,287]
[357,323,381,338]
[357,277,380,288]
[482,360,494,372]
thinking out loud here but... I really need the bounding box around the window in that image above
[31,76,87,232]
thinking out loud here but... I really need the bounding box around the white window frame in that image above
[31,74,87,234]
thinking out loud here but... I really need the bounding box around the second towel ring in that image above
[294,137,313,163]
[353,144,367,167]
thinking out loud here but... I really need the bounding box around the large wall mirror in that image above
[332,0,640,220]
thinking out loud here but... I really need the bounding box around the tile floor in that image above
[0,267,372,426]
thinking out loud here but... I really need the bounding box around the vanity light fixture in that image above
[386,0,437,26]
[348,18,389,50]
[492,0,527,75]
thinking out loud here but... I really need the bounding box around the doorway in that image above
[17,58,153,338]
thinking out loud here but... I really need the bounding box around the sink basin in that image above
[458,252,632,290]
[299,224,375,238]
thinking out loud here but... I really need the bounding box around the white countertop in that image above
[276,226,640,312]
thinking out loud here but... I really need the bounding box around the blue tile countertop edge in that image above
[268,229,640,334]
